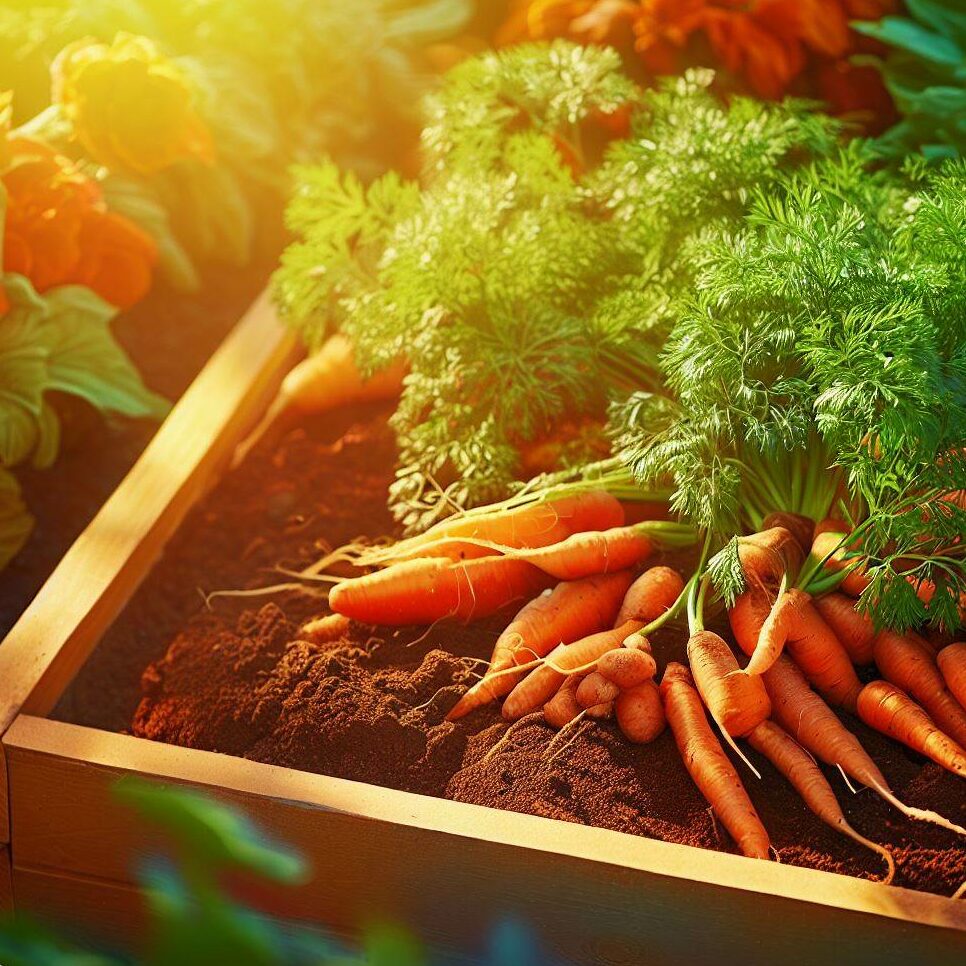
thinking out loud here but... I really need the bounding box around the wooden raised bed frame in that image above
[0,292,963,964]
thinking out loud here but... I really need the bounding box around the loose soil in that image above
[57,405,966,898]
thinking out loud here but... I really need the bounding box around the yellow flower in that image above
[52,33,214,175]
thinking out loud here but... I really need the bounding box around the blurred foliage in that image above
[0,777,563,965]
[855,0,966,158]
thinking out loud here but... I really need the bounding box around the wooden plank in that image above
[0,291,299,841]
[6,717,965,965]
[0,845,11,914]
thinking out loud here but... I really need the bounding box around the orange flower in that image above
[632,0,708,74]
[2,138,157,309]
[499,0,638,45]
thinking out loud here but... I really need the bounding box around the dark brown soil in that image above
[57,406,966,898]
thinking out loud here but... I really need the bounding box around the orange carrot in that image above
[937,643,966,711]
[576,672,620,709]
[615,681,665,743]
[660,663,771,860]
[746,720,894,882]
[808,531,871,597]
[857,680,966,779]
[598,647,656,688]
[687,630,771,737]
[813,593,875,665]
[300,613,351,643]
[761,512,814,555]
[753,589,862,709]
[761,655,965,834]
[737,526,803,592]
[502,620,644,721]
[543,675,583,729]
[616,565,685,625]
[729,589,771,658]
[502,525,653,580]
[586,700,615,720]
[329,556,551,625]
[874,631,966,749]
[446,571,633,720]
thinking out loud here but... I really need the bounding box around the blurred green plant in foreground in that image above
[0,777,558,965]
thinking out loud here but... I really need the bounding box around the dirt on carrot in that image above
[54,405,966,896]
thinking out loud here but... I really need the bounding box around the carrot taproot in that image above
[750,589,862,709]
[616,566,685,625]
[737,526,803,592]
[746,720,894,883]
[937,643,966,711]
[808,531,871,597]
[586,700,615,720]
[300,613,351,643]
[761,655,966,834]
[329,556,551,626]
[543,675,583,729]
[660,663,771,860]
[576,672,620,709]
[813,593,875,665]
[446,571,633,720]
[857,680,966,779]
[615,681,665,743]
[687,630,771,737]
[729,589,771,658]
[502,620,644,721]
[598,647,656,688]
[501,525,653,580]
[761,512,814,555]
[874,631,966,749]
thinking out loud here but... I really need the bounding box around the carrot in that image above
[874,631,966,749]
[300,613,351,643]
[501,525,653,580]
[576,672,620,710]
[446,571,633,720]
[751,589,862,709]
[502,620,644,721]
[598,647,656,688]
[937,643,966,710]
[687,631,771,738]
[737,526,803,593]
[660,663,771,860]
[808,531,871,597]
[586,700,615,720]
[762,655,966,834]
[615,681,665,743]
[746,721,894,883]
[729,589,771,659]
[234,334,405,466]
[857,680,966,779]
[543,675,583,729]
[813,593,875,665]
[761,511,814,555]
[616,566,685,625]
[329,556,551,626]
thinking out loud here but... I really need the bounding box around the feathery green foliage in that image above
[276,49,838,531]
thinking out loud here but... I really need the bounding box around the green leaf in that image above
[0,467,33,571]
[31,400,60,470]
[903,0,966,45]
[854,16,964,65]
[40,286,170,420]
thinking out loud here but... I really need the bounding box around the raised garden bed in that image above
[0,294,964,964]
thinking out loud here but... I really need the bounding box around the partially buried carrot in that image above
[660,663,771,860]
[813,593,875,665]
[576,672,619,709]
[746,721,894,883]
[937,643,966,710]
[737,526,803,593]
[502,620,644,721]
[300,613,351,643]
[874,630,966,749]
[616,566,685,625]
[500,524,653,580]
[615,681,665,743]
[598,647,656,688]
[329,556,551,625]
[749,589,862,710]
[446,571,633,720]
[857,681,966,780]
[543,675,583,729]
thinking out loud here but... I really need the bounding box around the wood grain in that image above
[0,845,11,913]
[6,716,965,965]
[0,292,299,841]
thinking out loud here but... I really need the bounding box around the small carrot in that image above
[501,525,653,580]
[762,655,966,834]
[737,526,803,592]
[857,680,966,779]
[687,630,771,738]
[446,571,633,720]
[586,700,615,720]
[598,647,656,688]
[813,593,875,665]
[746,721,894,883]
[874,631,966,749]
[576,672,620,709]
[615,681,665,743]
[761,512,814,555]
[808,531,871,597]
[543,675,583,729]
[300,613,351,643]
[937,643,966,710]
[616,566,685,625]
[329,556,551,625]
[502,620,644,721]
[729,589,771,659]
[752,589,862,709]
[660,663,771,860]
